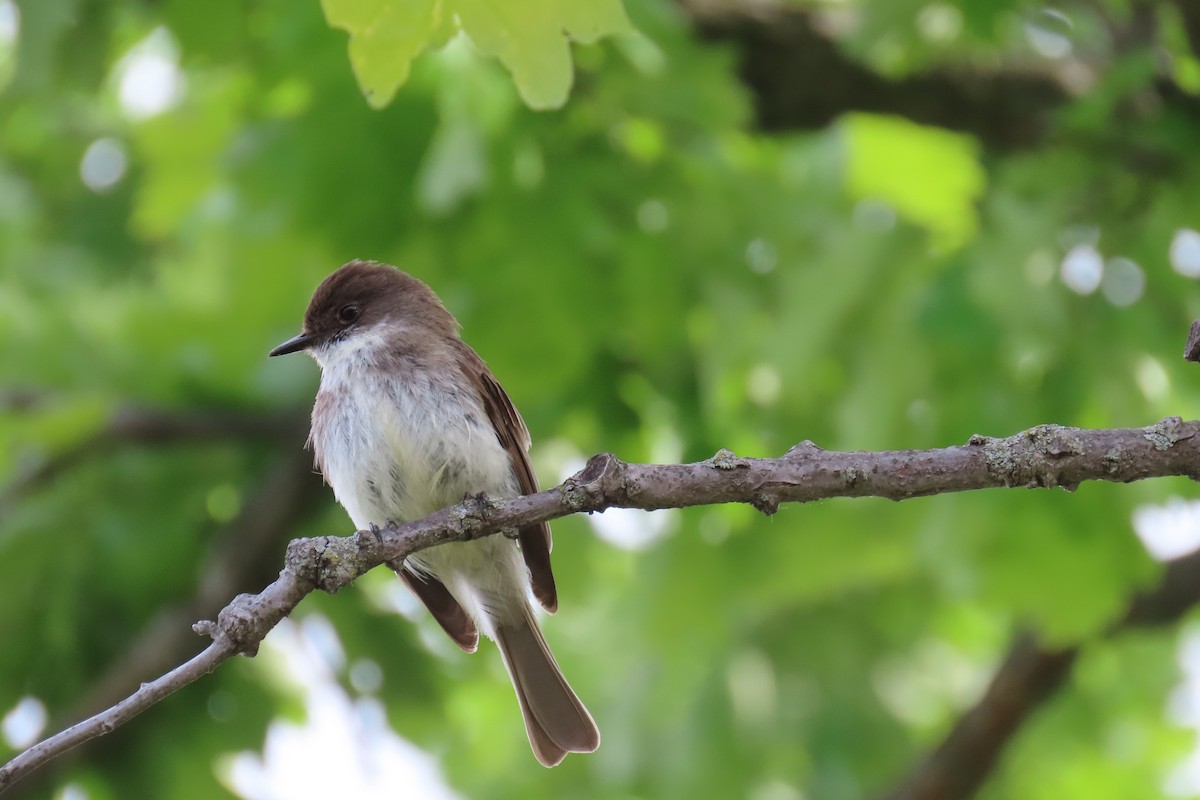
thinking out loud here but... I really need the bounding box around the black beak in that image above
[269,332,317,357]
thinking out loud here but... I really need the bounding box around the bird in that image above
[269,259,599,766]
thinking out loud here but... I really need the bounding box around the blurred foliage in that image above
[2,0,1200,798]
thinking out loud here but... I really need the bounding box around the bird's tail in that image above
[492,605,600,767]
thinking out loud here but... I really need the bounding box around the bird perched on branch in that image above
[270,260,599,767]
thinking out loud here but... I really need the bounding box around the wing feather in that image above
[452,341,558,613]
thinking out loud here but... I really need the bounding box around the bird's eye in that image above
[337,305,360,324]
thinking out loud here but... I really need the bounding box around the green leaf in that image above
[322,0,634,110]
[840,112,986,250]
[455,0,633,108]
[321,0,440,109]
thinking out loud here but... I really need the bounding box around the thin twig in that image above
[0,449,323,800]
[0,643,235,787]
[69,447,324,722]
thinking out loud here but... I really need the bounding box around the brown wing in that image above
[392,561,479,653]
[452,340,558,613]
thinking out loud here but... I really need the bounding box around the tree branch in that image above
[680,0,1069,150]
[0,643,236,790]
[882,542,1200,800]
[0,405,307,514]
[882,634,1077,800]
[679,0,1200,151]
[2,417,1199,791]
[68,446,325,722]
[0,452,323,800]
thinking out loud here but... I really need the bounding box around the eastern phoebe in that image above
[269,260,599,766]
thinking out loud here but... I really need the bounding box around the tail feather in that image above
[493,607,600,767]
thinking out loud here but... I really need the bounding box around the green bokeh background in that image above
[3,0,1200,798]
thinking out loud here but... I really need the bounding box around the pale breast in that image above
[310,349,516,530]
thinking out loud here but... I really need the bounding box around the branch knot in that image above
[452,492,502,539]
[561,452,627,511]
[299,535,362,594]
[212,593,270,657]
[709,449,751,469]
[1143,416,1192,451]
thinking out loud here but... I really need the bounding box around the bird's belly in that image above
[313,371,517,530]
[311,360,532,628]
